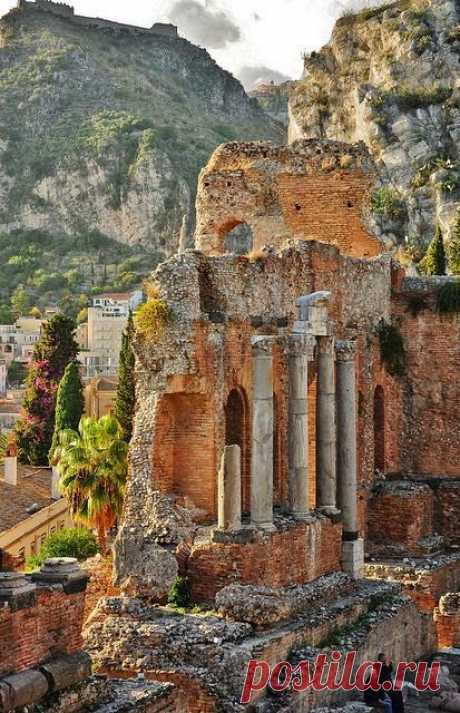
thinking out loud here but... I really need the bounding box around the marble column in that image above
[288,335,314,518]
[251,336,275,530]
[217,445,242,532]
[316,335,338,513]
[336,340,363,577]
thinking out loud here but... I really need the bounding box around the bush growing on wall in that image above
[26,527,98,570]
[376,319,406,377]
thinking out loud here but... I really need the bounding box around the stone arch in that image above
[152,393,215,518]
[220,220,254,255]
[373,385,385,473]
[225,387,250,514]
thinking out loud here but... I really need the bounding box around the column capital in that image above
[335,340,357,363]
[317,335,335,356]
[251,335,275,356]
[288,334,316,361]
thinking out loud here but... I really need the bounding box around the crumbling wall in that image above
[393,277,460,477]
[115,241,392,598]
[195,139,383,259]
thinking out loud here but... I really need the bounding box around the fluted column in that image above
[316,335,337,513]
[217,445,241,532]
[251,336,274,530]
[336,340,363,577]
[288,334,315,518]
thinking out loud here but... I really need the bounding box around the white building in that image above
[79,290,142,378]
[0,361,6,396]
[0,318,43,365]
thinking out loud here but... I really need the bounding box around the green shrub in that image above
[388,85,452,110]
[25,527,98,570]
[437,281,460,313]
[168,576,192,609]
[419,225,446,276]
[376,320,406,377]
[371,187,406,219]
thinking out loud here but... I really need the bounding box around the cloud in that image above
[237,65,292,92]
[167,0,241,49]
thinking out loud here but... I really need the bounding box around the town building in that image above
[84,376,118,418]
[0,458,73,566]
[79,290,142,378]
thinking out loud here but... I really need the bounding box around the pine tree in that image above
[14,315,79,465]
[114,312,135,442]
[448,209,460,275]
[420,224,446,276]
[49,361,84,463]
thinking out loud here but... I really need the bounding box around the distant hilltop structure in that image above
[15,0,179,38]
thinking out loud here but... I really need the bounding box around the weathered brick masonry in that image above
[195,140,382,258]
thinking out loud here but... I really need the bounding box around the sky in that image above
[0,0,381,88]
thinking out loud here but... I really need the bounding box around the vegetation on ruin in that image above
[419,225,446,276]
[114,312,136,443]
[0,230,160,320]
[167,576,192,609]
[376,319,406,377]
[371,187,406,220]
[411,156,460,193]
[25,527,98,571]
[437,281,460,314]
[49,361,84,463]
[14,315,79,465]
[134,284,172,342]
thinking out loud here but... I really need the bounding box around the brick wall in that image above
[188,518,342,603]
[393,287,460,477]
[0,584,87,677]
[367,483,434,555]
[195,139,381,258]
[434,594,460,648]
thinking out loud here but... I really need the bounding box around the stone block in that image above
[40,652,92,692]
[0,670,48,710]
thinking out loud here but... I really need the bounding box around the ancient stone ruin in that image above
[2,137,460,712]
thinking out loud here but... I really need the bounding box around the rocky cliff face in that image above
[289,0,460,261]
[0,2,283,256]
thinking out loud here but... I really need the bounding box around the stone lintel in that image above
[335,340,357,362]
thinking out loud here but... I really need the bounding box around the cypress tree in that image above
[448,209,460,275]
[114,312,135,442]
[420,224,446,276]
[15,315,79,465]
[49,361,84,462]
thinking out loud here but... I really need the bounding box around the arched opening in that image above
[373,385,385,474]
[225,388,250,515]
[222,222,254,255]
[152,393,215,519]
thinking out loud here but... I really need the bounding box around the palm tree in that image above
[54,415,128,553]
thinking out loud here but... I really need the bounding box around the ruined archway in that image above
[153,393,215,517]
[373,385,385,474]
[225,388,250,514]
[222,221,254,255]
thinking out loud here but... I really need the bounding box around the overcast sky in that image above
[0,0,380,88]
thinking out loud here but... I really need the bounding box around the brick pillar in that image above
[316,335,338,514]
[217,445,241,532]
[251,336,275,530]
[336,340,363,577]
[288,334,315,519]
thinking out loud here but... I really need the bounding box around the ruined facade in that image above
[86,139,460,710]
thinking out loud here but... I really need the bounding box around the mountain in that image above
[0,0,283,258]
[289,0,460,264]
[249,81,295,128]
